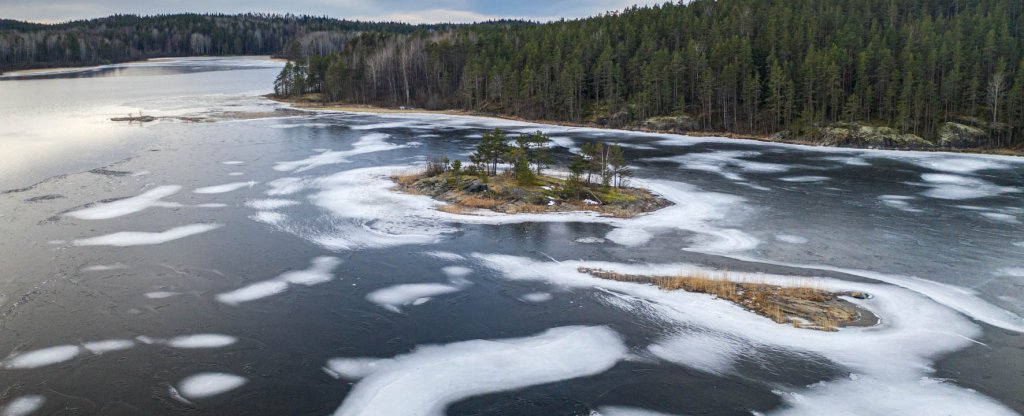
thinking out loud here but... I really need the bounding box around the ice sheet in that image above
[73,224,223,246]
[327,326,626,416]
[66,186,182,219]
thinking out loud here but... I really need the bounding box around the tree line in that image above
[0,13,449,72]
[274,0,1024,148]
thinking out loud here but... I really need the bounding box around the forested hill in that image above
[275,0,1024,150]
[0,14,452,72]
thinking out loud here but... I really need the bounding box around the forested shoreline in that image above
[0,14,449,72]
[272,0,1024,150]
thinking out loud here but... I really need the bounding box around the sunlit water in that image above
[0,57,1022,415]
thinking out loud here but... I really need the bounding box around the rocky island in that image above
[393,128,671,218]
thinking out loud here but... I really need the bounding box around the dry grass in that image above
[579,267,862,332]
[457,195,499,209]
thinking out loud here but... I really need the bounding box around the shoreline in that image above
[273,96,1024,159]
[1,55,282,78]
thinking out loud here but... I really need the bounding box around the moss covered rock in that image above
[641,115,699,133]
[787,122,934,150]
[937,122,988,148]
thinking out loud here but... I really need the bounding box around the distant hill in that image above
[0,13,454,72]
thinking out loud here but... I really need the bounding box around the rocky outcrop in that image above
[937,122,988,148]
[780,122,934,150]
[641,115,699,133]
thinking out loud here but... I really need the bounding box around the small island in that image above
[394,128,671,218]
[579,267,876,331]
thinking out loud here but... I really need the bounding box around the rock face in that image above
[783,122,934,150]
[641,115,699,133]
[938,122,987,148]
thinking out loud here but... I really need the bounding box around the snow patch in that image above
[774,234,808,244]
[216,257,342,305]
[82,339,134,354]
[174,373,247,400]
[273,133,402,172]
[245,199,299,210]
[365,283,462,312]
[73,224,222,246]
[66,186,182,219]
[166,334,237,349]
[193,181,258,194]
[326,326,626,416]
[3,345,80,369]
[1,395,44,416]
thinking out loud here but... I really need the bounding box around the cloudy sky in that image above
[3,0,664,24]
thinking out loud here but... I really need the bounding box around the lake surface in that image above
[0,57,1022,415]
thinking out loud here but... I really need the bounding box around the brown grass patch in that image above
[579,267,866,332]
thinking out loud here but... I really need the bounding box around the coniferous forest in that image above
[0,14,442,72]
[273,0,1024,149]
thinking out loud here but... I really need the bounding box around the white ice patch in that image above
[879,195,922,213]
[594,406,678,416]
[166,334,237,349]
[899,155,1010,174]
[421,251,466,261]
[73,224,222,246]
[174,373,247,400]
[652,150,790,182]
[521,292,553,303]
[917,173,1018,200]
[575,237,606,244]
[327,326,626,416]
[820,156,871,166]
[1015,241,1024,248]
[471,254,1020,415]
[273,133,402,172]
[144,291,180,299]
[66,186,182,220]
[605,228,653,247]
[981,212,1019,223]
[365,283,462,312]
[1,395,44,416]
[250,211,286,225]
[221,161,245,165]
[771,374,1017,416]
[81,263,128,272]
[774,234,808,244]
[82,339,134,354]
[778,176,829,183]
[193,181,258,194]
[266,177,308,196]
[3,345,80,369]
[441,266,472,280]
[228,172,245,176]
[996,268,1024,277]
[216,257,342,305]
[245,199,299,210]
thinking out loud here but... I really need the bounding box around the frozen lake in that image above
[0,57,1022,415]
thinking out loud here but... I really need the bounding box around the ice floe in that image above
[174,373,247,400]
[878,195,923,213]
[593,406,678,416]
[774,234,808,244]
[193,181,258,194]
[421,251,466,261]
[250,211,286,225]
[521,292,553,303]
[81,263,128,272]
[166,334,237,349]
[575,237,606,244]
[326,326,626,416]
[917,173,1018,200]
[221,161,245,165]
[82,339,135,354]
[245,199,299,210]
[144,291,180,299]
[73,224,222,246]
[216,257,342,305]
[365,283,462,312]
[66,185,182,220]
[273,133,403,172]
[778,176,829,183]
[1,395,44,416]
[652,150,790,182]
[980,212,1019,223]
[266,177,308,196]
[2,345,80,369]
